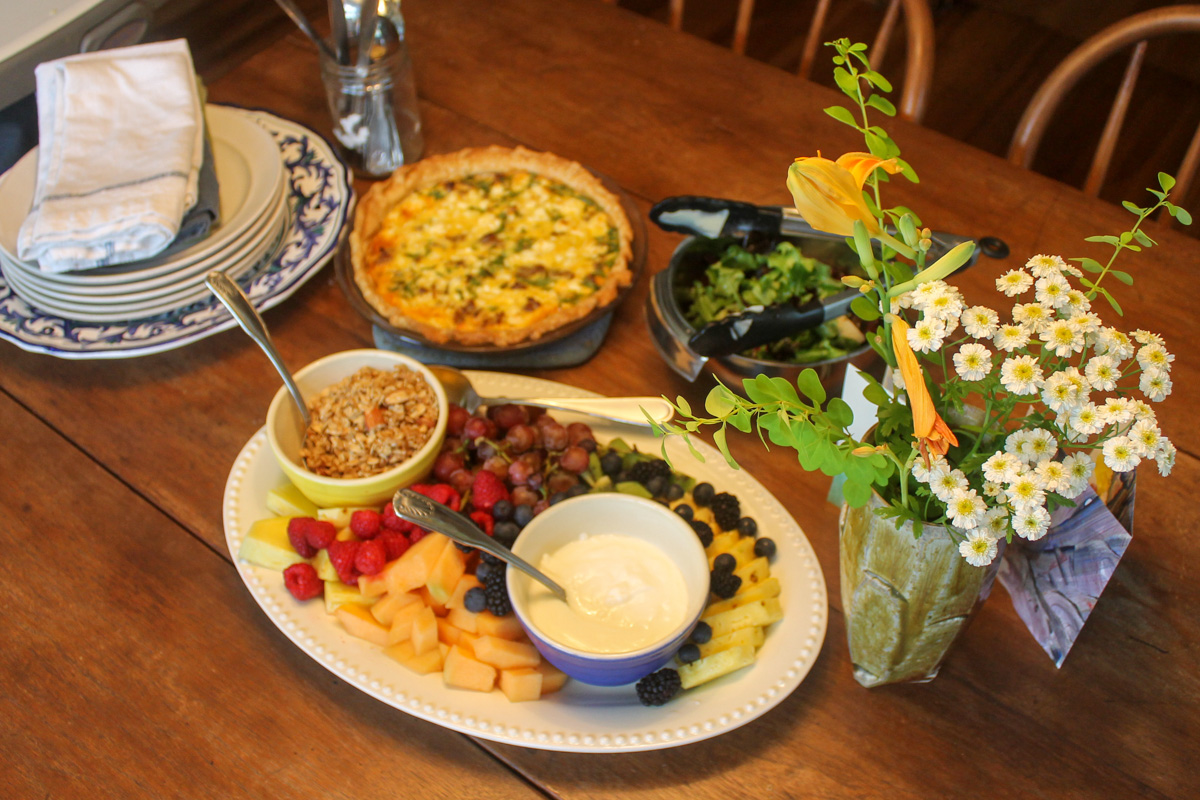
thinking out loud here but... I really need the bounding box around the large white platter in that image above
[222,371,828,753]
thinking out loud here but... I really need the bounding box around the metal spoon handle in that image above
[205,271,311,428]
[392,489,567,601]
[272,0,337,61]
[481,396,675,427]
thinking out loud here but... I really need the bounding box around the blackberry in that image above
[692,482,715,507]
[493,520,520,547]
[635,668,682,706]
[710,569,742,599]
[600,450,623,476]
[492,499,514,522]
[690,519,714,548]
[674,503,694,522]
[665,482,685,502]
[677,643,701,664]
[754,537,777,559]
[690,620,713,645]
[485,581,512,616]
[712,553,736,573]
[736,516,758,538]
[629,458,672,487]
[480,551,504,567]
[644,475,667,498]
[710,492,741,532]
[463,586,488,613]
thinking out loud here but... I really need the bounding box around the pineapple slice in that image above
[678,645,756,690]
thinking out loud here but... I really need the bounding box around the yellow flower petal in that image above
[787,155,913,256]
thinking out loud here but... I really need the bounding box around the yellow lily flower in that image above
[787,153,913,257]
[888,315,958,463]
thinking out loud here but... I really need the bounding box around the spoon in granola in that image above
[206,271,311,428]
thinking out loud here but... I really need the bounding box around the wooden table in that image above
[3,1,1197,796]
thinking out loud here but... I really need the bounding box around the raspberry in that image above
[377,530,411,561]
[409,528,427,544]
[327,539,361,585]
[350,510,382,539]
[469,510,494,537]
[286,518,318,558]
[412,482,462,511]
[355,539,386,576]
[305,520,336,550]
[381,502,419,535]
[283,563,323,601]
[470,469,511,512]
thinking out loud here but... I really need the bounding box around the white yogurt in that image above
[526,533,689,654]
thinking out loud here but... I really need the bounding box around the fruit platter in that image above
[222,370,827,752]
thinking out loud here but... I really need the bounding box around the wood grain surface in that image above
[1,0,1198,797]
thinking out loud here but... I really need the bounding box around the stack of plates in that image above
[0,105,353,359]
[0,105,288,323]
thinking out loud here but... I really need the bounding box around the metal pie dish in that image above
[647,229,881,395]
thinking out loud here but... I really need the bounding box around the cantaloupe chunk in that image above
[384,533,450,595]
[358,572,390,598]
[703,576,781,618]
[384,640,415,663]
[386,602,425,645]
[499,668,543,702]
[403,646,445,675]
[437,617,465,647]
[475,610,526,640]
[370,591,421,626]
[443,645,496,692]
[417,585,448,616]
[534,660,568,695]
[473,636,541,670]
[411,606,439,656]
[335,604,390,647]
[425,543,467,605]
[445,575,482,611]
[446,606,479,634]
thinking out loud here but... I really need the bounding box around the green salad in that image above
[683,241,865,363]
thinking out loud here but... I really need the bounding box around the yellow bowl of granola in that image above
[266,349,448,508]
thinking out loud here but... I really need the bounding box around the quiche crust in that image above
[349,146,634,347]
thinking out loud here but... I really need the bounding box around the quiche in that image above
[350,146,635,347]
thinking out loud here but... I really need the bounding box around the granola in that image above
[300,365,439,478]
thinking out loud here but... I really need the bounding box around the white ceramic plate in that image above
[0,107,353,359]
[221,371,828,753]
[0,104,284,286]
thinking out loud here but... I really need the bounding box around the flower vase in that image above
[839,492,1002,687]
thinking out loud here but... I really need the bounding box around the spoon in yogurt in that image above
[392,488,567,601]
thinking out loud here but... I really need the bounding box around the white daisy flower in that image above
[1012,302,1053,333]
[925,292,965,323]
[1026,429,1058,462]
[1001,355,1044,396]
[1102,436,1141,472]
[910,454,946,484]
[981,506,1010,538]
[946,489,987,529]
[1040,318,1085,357]
[997,270,1033,296]
[1070,312,1101,337]
[1139,368,1173,402]
[1035,459,1069,493]
[1095,327,1134,361]
[959,530,999,566]
[1062,289,1091,314]
[1136,342,1174,373]
[961,306,999,339]
[910,280,949,308]
[953,343,993,381]
[1035,273,1072,309]
[1155,438,1176,477]
[1013,505,1052,541]
[1131,400,1157,423]
[1128,419,1162,457]
[908,317,947,353]
[1026,254,1069,278]
[1084,355,1120,392]
[1041,372,1082,414]
[1131,329,1164,346]
[930,464,970,502]
[1068,403,1104,437]
[1061,452,1094,497]
[891,292,914,311]
[993,323,1031,352]
[1101,397,1135,427]
[1005,429,1033,459]
[1006,469,1047,509]
[983,451,1021,483]
[983,480,1007,501]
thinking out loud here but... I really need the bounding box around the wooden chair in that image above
[1008,5,1200,209]
[602,0,935,123]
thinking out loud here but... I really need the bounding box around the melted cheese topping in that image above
[363,170,621,336]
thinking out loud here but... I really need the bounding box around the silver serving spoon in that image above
[426,365,675,428]
[205,271,311,428]
[392,488,567,601]
[272,0,338,62]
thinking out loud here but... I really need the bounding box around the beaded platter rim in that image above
[221,371,828,753]
[0,105,353,360]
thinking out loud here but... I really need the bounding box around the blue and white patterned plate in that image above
[0,106,353,359]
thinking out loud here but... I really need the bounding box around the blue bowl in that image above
[507,493,710,686]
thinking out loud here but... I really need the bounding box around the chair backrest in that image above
[1008,5,1200,208]
[605,0,935,123]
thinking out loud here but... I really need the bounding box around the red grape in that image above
[490,403,529,430]
[447,405,471,436]
[558,445,591,474]
[433,451,465,481]
[505,424,536,454]
[541,422,569,451]
[512,486,540,506]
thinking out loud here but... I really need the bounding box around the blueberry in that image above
[674,503,694,522]
[549,491,567,505]
[690,519,713,548]
[513,504,535,528]
[712,553,736,573]
[492,499,514,522]
[464,586,487,613]
[690,620,713,644]
[600,450,623,476]
[737,516,758,538]
[493,520,520,547]
[754,537,776,559]
[645,475,667,497]
[475,561,495,584]
[566,484,589,498]
[677,643,701,664]
[665,482,685,502]
[692,482,715,506]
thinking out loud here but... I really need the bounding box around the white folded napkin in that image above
[17,39,204,273]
